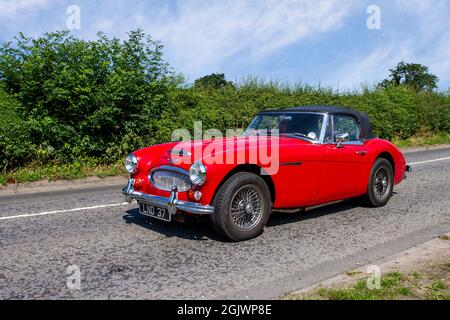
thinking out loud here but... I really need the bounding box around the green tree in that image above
[379,61,439,92]
[194,73,234,89]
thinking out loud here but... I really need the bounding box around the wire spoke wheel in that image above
[230,185,263,231]
[373,167,390,200]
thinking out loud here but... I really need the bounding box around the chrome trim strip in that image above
[122,179,213,215]
[280,162,303,166]
[151,165,190,175]
[319,113,329,144]
[341,141,364,146]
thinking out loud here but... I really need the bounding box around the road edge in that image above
[402,143,450,154]
[214,222,450,300]
[283,232,450,299]
[0,175,128,198]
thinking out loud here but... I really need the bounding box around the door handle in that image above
[355,150,367,156]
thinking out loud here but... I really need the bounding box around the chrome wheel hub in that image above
[373,168,391,200]
[230,185,263,231]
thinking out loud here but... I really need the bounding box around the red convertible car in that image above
[123,106,410,241]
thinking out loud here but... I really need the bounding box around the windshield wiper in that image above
[287,133,309,139]
[279,133,316,141]
[251,131,314,141]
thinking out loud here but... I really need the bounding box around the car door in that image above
[270,114,328,208]
[317,114,368,202]
[273,142,327,207]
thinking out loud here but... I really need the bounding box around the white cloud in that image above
[327,0,450,90]
[394,0,450,84]
[0,0,48,19]
[146,0,357,75]
[1,0,448,89]
[328,43,417,90]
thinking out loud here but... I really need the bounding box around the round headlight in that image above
[125,154,138,173]
[189,161,207,186]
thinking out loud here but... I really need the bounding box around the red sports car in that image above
[123,106,410,241]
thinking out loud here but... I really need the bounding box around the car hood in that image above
[133,135,310,171]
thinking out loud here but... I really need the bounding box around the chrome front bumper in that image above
[122,179,214,215]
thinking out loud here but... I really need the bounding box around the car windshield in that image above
[244,112,324,142]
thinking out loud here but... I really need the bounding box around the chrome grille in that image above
[149,166,192,192]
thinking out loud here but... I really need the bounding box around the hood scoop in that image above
[169,149,192,157]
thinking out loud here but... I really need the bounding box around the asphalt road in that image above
[0,148,449,299]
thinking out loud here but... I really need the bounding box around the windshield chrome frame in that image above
[249,112,329,144]
[323,113,365,146]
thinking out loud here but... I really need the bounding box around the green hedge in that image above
[0,83,35,170]
[153,83,450,143]
[0,32,449,171]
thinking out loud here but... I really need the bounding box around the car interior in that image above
[279,114,323,140]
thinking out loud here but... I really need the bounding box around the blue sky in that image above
[1,0,449,90]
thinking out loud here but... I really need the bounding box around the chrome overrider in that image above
[122,179,214,216]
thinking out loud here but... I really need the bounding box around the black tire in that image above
[364,158,394,207]
[211,172,271,241]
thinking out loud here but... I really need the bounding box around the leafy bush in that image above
[0,83,34,171]
[0,30,180,165]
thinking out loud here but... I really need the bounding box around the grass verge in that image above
[392,132,450,149]
[0,162,126,186]
[285,261,450,300]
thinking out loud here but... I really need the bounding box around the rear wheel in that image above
[211,172,271,241]
[364,158,394,207]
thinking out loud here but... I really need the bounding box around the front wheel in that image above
[211,172,271,241]
[364,158,394,207]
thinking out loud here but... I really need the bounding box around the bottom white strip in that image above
[0,202,130,221]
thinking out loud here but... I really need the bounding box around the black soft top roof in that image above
[259,105,375,141]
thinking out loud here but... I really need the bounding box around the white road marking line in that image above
[0,202,131,221]
[409,157,450,166]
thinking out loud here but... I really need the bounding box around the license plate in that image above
[139,202,171,222]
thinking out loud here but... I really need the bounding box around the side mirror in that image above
[335,132,349,148]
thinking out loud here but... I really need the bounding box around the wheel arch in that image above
[211,164,276,205]
[375,151,395,176]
